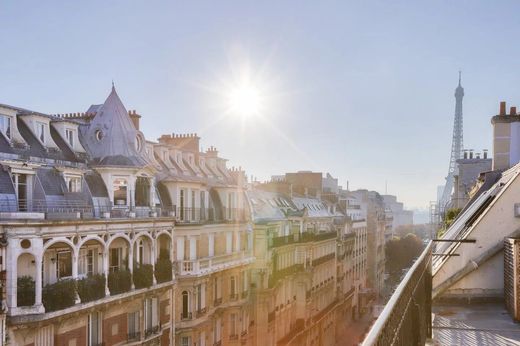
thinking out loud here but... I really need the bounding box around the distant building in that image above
[451,150,492,209]
[382,195,414,239]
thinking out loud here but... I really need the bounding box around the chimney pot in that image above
[500,101,507,115]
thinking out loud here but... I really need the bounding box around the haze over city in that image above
[3,1,520,208]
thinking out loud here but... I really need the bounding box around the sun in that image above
[228,84,262,117]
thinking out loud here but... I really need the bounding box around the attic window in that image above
[65,128,74,147]
[135,135,142,152]
[95,129,104,141]
[0,115,11,139]
[36,122,45,142]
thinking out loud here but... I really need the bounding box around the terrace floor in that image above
[430,302,520,346]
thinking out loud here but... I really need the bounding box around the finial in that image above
[112,79,115,91]
[458,70,462,86]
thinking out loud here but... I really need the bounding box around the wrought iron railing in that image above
[362,241,432,346]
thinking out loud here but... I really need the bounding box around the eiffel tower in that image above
[439,72,464,212]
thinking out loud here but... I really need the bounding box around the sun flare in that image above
[228,84,262,117]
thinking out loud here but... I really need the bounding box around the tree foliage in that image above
[385,233,424,274]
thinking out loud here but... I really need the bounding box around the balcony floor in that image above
[430,302,520,346]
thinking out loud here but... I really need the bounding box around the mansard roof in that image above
[79,86,147,168]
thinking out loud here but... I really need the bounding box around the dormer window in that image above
[65,128,75,147]
[0,115,11,139]
[135,135,142,152]
[36,122,45,142]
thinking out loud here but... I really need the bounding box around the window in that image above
[66,176,81,193]
[191,190,196,220]
[182,291,190,319]
[179,189,185,220]
[57,251,72,279]
[36,122,45,142]
[200,191,206,219]
[113,178,128,206]
[214,317,221,343]
[241,310,249,333]
[95,129,104,141]
[196,284,202,311]
[128,311,140,341]
[181,336,191,346]
[88,311,102,346]
[230,276,236,298]
[230,313,237,337]
[79,249,96,276]
[65,128,75,147]
[135,135,142,152]
[144,297,158,334]
[214,277,221,301]
[109,247,122,272]
[0,115,11,139]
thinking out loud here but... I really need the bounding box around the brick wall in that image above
[55,326,86,346]
[103,312,127,345]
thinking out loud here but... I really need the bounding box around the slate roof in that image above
[79,86,147,168]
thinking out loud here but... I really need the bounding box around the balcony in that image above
[127,331,141,342]
[174,206,247,225]
[361,241,432,346]
[144,325,161,338]
[268,264,305,288]
[0,198,177,221]
[269,231,337,249]
[176,251,254,277]
[180,312,193,321]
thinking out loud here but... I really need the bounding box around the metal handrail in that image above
[362,241,432,346]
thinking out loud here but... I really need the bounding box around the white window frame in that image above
[0,114,11,139]
[88,311,102,346]
[65,128,75,147]
[36,121,45,143]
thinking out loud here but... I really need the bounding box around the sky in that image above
[2,0,520,209]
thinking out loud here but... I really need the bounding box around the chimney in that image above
[511,107,517,116]
[500,101,507,115]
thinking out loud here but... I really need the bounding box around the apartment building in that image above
[0,87,374,346]
[247,176,362,346]
[0,86,255,346]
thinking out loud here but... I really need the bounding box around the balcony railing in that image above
[176,251,253,276]
[144,325,160,338]
[174,207,247,224]
[180,312,192,321]
[269,231,337,249]
[127,331,141,342]
[362,241,432,346]
[0,198,248,223]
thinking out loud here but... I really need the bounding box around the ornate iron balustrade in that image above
[362,241,432,346]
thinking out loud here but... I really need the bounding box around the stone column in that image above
[129,243,135,290]
[151,238,157,285]
[34,255,43,307]
[103,250,110,296]
[72,250,80,303]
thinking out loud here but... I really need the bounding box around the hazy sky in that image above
[2,1,520,209]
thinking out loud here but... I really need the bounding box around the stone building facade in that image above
[0,87,370,346]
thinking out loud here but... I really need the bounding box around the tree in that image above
[385,233,424,275]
